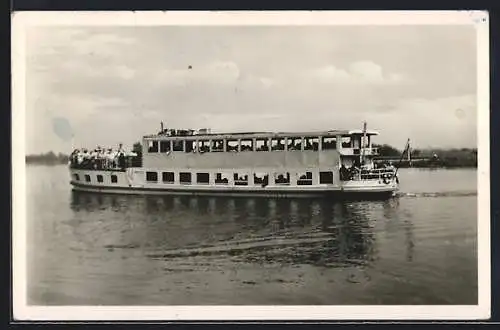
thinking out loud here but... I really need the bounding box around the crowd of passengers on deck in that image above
[70,144,138,170]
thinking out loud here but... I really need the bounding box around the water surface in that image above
[26,166,478,305]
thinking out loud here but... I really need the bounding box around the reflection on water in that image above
[28,166,478,305]
[69,192,392,269]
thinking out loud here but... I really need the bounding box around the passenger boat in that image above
[69,123,402,198]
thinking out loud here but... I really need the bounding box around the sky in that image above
[24,25,478,154]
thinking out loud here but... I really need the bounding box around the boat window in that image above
[233,173,249,186]
[319,171,334,184]
[304,137,319,151]
[160,140,171,153]
[226,139,239,152]
[198,140,210,153]
[211,139,224,152]
[287,137,302,151]
[146,171,158,182]
[185,140,195,153]
[297,171,313,185]
[85,174,91,182]
[97,174,104,183]
[215,173,229,185]
[363,136,371,148]
[253,173,269,186]
[353,136,361,149]
[73,174,80,181]
[240,139,253,152]
[255,138,269,151]
[197,172,210,184]
[180,172,191,184]
[322,137,337,150]
[341,136,351,148]
[271,137,285,151]
[111,175,118,183]
[148,140,158,153]
[162,172,174,183]
[172,140,184,152]
[274,172,290,185]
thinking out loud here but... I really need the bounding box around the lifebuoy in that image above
[383,174,392,185]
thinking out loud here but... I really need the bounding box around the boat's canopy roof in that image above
[144,129,378,140]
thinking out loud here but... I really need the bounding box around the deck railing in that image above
[343,168,396,181]
[339,147,379,156]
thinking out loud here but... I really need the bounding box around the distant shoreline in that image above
[25,160,477,169]
[25,146,477,169]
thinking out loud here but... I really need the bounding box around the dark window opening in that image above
[341,137,352,148]
[97,175,104,183]
[287,137,302,151]
[254,173,269,187]
[240,139,253,152]
[297,172,313,185]
[226,139,239,152]
[304,137,319,151]
[197,172,210,184]
[320,171,334,184]
[162,172,174,183]
[255,138,269,151]
[146,171,158,182]
[173,140,184,152]
[234,173,248,186]
[185,140,195,153]
[73,174,80,181]
[148,140,158,153]
[198,140,210,153]
[211,139,224,152]
[160,141,171,152]
[271,138,285,151]
[180,172,192,184]
[274,172,290,185]
[322,137,337,150]
[111,175,118,183]
[85,174,91,182]
[215,173,229,184]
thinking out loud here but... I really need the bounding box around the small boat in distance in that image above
[69,123,402,198]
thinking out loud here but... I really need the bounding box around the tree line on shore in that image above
[25,142,477,168]
[373,144,477,168]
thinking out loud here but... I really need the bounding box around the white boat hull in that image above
[69,168,398,199]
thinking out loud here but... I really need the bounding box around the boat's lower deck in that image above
[69,167,398,198]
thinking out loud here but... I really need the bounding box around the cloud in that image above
[23,26,477,154]
[59,59,136,80]
[309,61,408,85]
[155,60,274,91]
[365,94,477,148]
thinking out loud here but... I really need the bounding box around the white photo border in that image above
[11,10,491,321]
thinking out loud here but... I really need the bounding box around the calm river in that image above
[26,165,478,305]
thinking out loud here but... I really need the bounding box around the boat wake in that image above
[147,233,336,260]
[144,230,369,269]
[396,190,477,198]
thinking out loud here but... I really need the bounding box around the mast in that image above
[361,121,367,165]
[407,138,412,167]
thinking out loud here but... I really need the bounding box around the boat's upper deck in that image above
[141,127,381,170]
